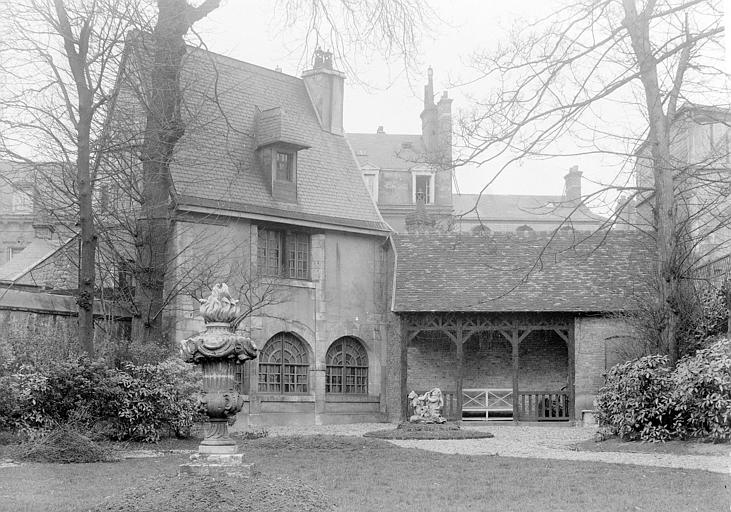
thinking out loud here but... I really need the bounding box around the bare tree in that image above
[456,0,727,364]
[0,0,146,355]
[2,0,433,348]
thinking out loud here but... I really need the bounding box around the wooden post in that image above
[568,322,576,424]
[512,330,519,423]
[455,324,464,422]
[400,324,410,421]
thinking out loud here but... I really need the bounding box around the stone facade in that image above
[170,218,391,426]
[0,162,36,266]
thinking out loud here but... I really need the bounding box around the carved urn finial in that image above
[179,283,259,454]
[199,283,240,323]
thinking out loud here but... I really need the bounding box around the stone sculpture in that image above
[180,283,259,455]
[408,388,447,424]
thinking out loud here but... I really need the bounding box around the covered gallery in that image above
[390,231,653,423]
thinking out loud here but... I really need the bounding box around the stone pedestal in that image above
[179,452,257,478]
[178,284,260,480]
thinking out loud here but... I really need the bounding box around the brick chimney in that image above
[421,67,437,153]
[302,49,345,135]
[564,165,582,205]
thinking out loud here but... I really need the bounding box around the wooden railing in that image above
[518,391,569,421]
[462,388,513,421]
[407,389,569,422]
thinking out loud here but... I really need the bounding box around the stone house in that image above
[111,44,394,425]
[347,73,606,234]
[347,69,454,233]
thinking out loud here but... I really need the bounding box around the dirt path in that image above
[256,422,731,474]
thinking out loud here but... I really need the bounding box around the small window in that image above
[258,227,310,280]
[413,174,434,204]
[5,246,24,263]
[12,188,33,213]
[258,332,309,393]
[363,172,378,202]
[326,337,368,394]
[276,152,294,182]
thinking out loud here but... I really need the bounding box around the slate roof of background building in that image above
[347,132,426,170]
[452,193,606,226]
[393,230,653,313]
[0,237,71,283]
[122,41,388,233]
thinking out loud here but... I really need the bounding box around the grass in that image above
[0,435,728,511]
[572,436,730,456]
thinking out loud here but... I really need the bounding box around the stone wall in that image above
[170,217,391,425]
[574,316,634,417]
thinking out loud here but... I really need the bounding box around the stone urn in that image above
[180,283,259,454]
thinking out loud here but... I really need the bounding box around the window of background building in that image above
[363,172,378,202]
[325,337,368,394]
[11,188,33,213]
[257,228,310,280]
[5,246,24,263]
[276,151,295,182]
[413,173,434,204]
[258,332,309,393]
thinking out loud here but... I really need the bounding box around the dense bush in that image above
[595,355,675,441]
[596,338,731,442]
[672,338,731,441]
[0,357,203,443]
[112,359,203,442]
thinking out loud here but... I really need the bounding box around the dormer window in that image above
[254,106,311,203]
[276,151,295,182]
[412,170,435,204]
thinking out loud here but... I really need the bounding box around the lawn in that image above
[0,435,728,512]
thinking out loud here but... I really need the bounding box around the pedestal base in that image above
[179,453,257,478]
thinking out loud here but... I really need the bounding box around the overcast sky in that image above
[193,0,729,201]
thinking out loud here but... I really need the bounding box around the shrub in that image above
[672,338,731,441]
[111,359,203,443]
[595,355,675,441]
[19,425,117,463]
[0,356,203,444]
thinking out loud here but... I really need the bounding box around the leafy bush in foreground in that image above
[112,359,203,442]
[595,355,675,441]
[672,339,731,441]
[596,338,731,442]
[0,357,203,443]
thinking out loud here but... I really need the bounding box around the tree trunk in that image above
[53,0,96,356]
[622,0,680,365]
[77,109,96,356]
[133,0,220,344]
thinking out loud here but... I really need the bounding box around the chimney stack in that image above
[564,165,582,205]
[302,48,345,135]
[421,67,437,153]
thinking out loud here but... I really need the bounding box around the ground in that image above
[0,429,728,512]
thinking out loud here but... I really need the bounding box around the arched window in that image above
[258,333,309,393]
[326,337,368,394]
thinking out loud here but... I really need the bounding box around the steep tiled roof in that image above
[347,132,425,170]
[453,193,605,226]
[393,231,653,312]
[125,45,388,232]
